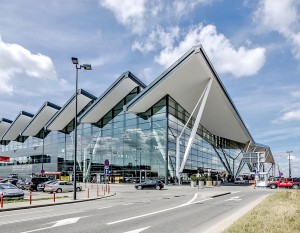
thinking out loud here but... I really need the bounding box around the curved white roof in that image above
[46,89,96,131]
[80,71,146,124]
[127,45,253,144]
[21,102,61,137]
[1,111,33,141]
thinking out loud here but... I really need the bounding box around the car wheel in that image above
[56,188,62,193]
[76,187,81,191]
[137,185,142,190]
[270,184,277,189]
[292,184,299,189]
[155,186,161,190]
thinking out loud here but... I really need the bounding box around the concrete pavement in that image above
[0,183,268,213]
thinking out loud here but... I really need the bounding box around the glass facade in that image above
[0,89,250,183]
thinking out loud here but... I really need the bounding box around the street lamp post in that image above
[287,151,293,178]
[139,148,142,182]
[71,57,92,200]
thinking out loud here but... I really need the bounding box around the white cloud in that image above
[173,0,213,18]
[0,37,57,95]
[274,110,300,122]
[99,0,147,34]
[254,0,300,59]
[155,24,266,78]
[291,91,300,97]
[99,0,213,35]
[132,26,180,53]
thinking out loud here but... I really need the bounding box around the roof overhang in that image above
[46,89,96,131]
[254,143,274,164]
[0,118,13,139]
[21,102,61,137]
[80,71,146,123]
[127,45,254,144]
[1,111,34,141]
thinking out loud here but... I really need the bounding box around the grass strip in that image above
[224,190,300,233]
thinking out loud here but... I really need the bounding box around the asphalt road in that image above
[0,185,272,233]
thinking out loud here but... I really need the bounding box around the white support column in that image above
[176,136,180,185]
[175,79,211,185]
[179,78,213,173]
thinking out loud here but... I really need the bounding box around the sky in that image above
[0,0,299,177]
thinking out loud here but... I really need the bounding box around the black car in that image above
[135,180,164,190]
[24,177,50,191]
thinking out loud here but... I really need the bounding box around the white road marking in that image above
[225,196,242,201]
[141,200,151,203]
[107,193,198,225]
[0,210,85,226]
[124,226,151,233]
[162,193,171,195]
[122,203,134,206]
[97,206,112,210]
[231,191,241,194]
[190,198,213,204]
[20,216,88,233]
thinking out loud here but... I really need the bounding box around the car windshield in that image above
[0,184,17,189]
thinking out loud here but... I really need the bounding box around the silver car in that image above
[44,181,82,193]
[0,183,24,200]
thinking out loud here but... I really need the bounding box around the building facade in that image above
[0,45,274,184]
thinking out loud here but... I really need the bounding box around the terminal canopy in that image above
[127,45,253,144]
[1,111,34,143]
[0,118,12,139]
[21,102,61,138]
[80,71,146,124]
[46,89,96,131]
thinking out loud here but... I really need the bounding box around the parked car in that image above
[24,177,50,191]
[37,180,56,191]
[0,183,24,200]
[135,180,164,190]
[0,178,18,185]
[16,179,26,190]
[268,177,300,189]
[44,181,82,193]
[234,177,248,184]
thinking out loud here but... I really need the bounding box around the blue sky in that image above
[0,0,299,176]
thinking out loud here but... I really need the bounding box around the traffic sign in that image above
[104,159,109,166]
[41,169,45,174]
[104,166,109,170]
[105,169,110,174]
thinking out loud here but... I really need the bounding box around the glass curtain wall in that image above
[167,96,247,183]
[79,87,167,183]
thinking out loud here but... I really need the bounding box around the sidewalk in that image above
[0,183,115,212]
[0,183,233,212]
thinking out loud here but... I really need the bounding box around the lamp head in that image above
[82,64,92,70]
[71,57,79,64]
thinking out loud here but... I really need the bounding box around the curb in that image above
[0,192,116,212]
[210,192,231,198]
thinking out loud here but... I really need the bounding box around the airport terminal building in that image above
[0,45,274,184]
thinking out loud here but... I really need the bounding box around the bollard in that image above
[88,188,90,198]
[104,188,106,196]
[102,185,103,191]
[29,192,32,205]
[108,185,110,194]
[106,184,108,192]
[97,187,99,197]
[53,191,56,203]
[1,193,3,208]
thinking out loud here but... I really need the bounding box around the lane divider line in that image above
[107,193,198,225]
